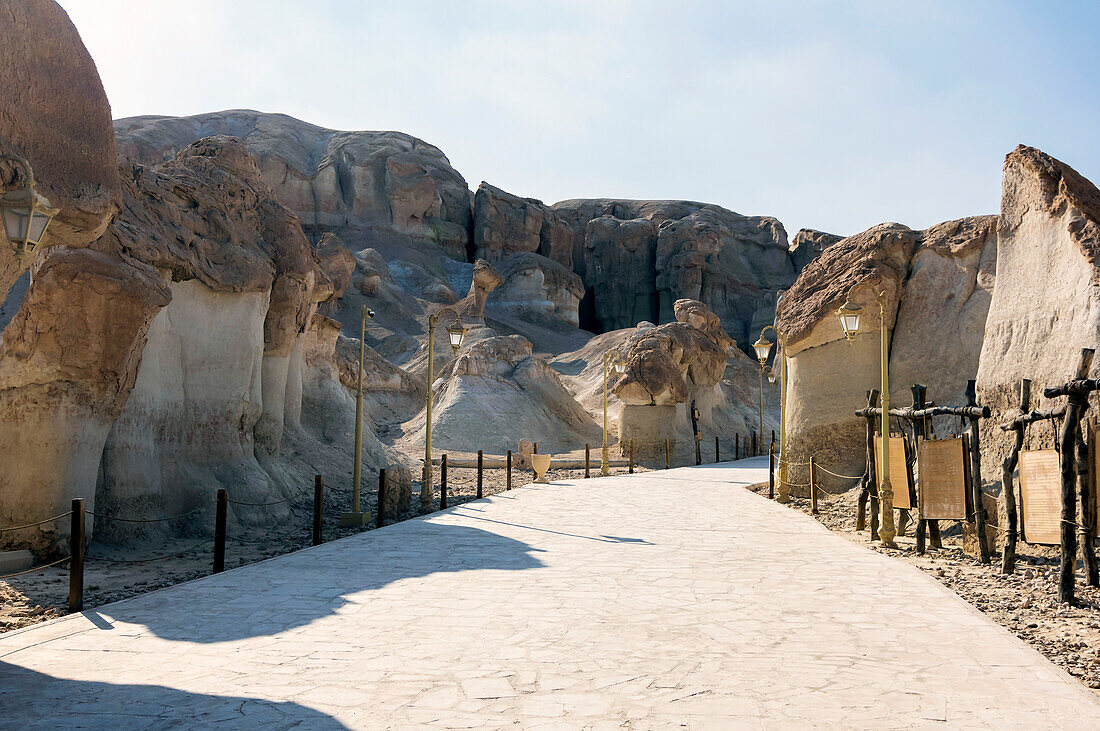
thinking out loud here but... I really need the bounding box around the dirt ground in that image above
[0,456,644,634]
[745,480,1100,694]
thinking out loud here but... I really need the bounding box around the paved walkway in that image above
[2,460,1099,729]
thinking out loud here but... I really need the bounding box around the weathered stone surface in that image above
[0,0,120,267]
[977,145,1100,477]
[472,182,573,268]
[489,253,583,327]
[455,258,505,322]
[314,233,355,301]
[401,335,600,454]
[114,110,473,260]
[789,228,843,272]
[776,216,999,489]
[554,199,794,346]
[0,246,169,553]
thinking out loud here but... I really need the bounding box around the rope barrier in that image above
[0,555,69,581]
[814,465,865,480]
[87,507,203,524]
[226,496,296,508]
[0,511,73,533]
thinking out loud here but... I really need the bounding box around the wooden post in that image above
[715,436,720,463]
[377,469,386,528]
[810,457,819,515]
[1076,429,1098,587]
[506,450,512,490]
[585,443,591,478]
[771,429,776,449]
[629,439,634,474]
[695,435,701,466]
[1001,379,1029,573]
[768,443,775,499]
[751,430,757,457]
[664,438,670,469]
[312,475,323,546]
[440,455,448,509]
[477,450,484,498]
[736,434,740,460]
[1044,348,1095,604]
[965,380,991,564]
[856,390,878,533]
[67,497,85,613]
[213,488,227,574]
[533,442,538,454]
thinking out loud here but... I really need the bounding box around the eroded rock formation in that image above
[976,146,1100,476]
[472,183,573,269]
[489,253,584,327]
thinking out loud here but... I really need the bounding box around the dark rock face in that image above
[114,110,473,261]
[472,182,573,269]
[554,199,796,346]
[789,228,843,272]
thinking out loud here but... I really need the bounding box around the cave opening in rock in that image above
[579,287,604,334]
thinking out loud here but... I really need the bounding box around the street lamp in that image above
[423,307,467,509]
[601,352,626,476]
[752,335,773,457]
[758,324,788,501]
[341,306,376,527]
[0,154,59,260]
[837,289,897,548]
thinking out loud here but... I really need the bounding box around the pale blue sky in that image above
[61,0,1100,238]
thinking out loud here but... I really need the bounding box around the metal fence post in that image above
[377,469,386,528]
[213,489,227,574]
[440,455,448,509]
[477,450,483,499]
[585,443,591,478]
[810,457,819,515]
[506,450,512,490]
[312,475,323,546]
[665,438,670,469]
[768,444,775,500]
[629,440,634,474]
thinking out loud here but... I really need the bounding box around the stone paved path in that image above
[2,459,1099,729]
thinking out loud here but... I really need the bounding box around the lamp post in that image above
[423,307,467,510]
[756,325,788,500]
[601,352,626,476]
[341,306,376,527]
[0,153,59,260]
[838,290,897,548]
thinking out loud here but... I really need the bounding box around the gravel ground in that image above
[0,457,644,634]
[745,480,1100,694]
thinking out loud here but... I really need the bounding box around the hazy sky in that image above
[61,0,1100,238]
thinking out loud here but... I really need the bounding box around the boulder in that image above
[776,215,998,490]
[472,182,573,268]
[114,110,473,260]
[977,145,1100,477]
[401,334,600,454]
[489,252,584,327]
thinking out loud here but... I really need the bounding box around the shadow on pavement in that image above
[0,661,347,729]
[103,523,545,644]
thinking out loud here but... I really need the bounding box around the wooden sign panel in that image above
[1019,449,1061,545]
[918,438,968,520]
[873,435,914,510]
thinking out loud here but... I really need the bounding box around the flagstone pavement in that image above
[2,458,1099,729]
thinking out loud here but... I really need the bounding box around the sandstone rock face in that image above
[114,110,473,260]
[0,246,169,553]
[776,217,997,490]
[977,145,1100,477]
[455,258,505,322]
[0,0,120,268]
[314,233,356,301]
[472,183,573,269]
[401,335,600,454]
[554,199,795,346]
[490,253,583,327]
[789,228,843,272]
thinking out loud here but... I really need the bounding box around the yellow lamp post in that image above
[0,153,59,260]
[601,352,626,476]
[756,325,788,502]
[423,307,467,510]
[341,306,375,527]
[838,291,897,548]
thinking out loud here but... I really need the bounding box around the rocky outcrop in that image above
[489,253,583,327]
[455,258,505,322]
[314,233,356,301]
[789,229,843,272]
[472,183,573,268]
[401,335,600,454]
[776,216,998,490]
[114,110,473,260]
[0,0,120,269]
[977,145,1100,477]
[554,199,795,347]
